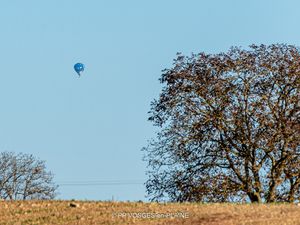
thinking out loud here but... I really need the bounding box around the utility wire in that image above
[57,179,145,186]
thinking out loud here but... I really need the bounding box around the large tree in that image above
[144,44,300,203]
[0,152,57,200]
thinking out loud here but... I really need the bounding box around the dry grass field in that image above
[1,200,300,224]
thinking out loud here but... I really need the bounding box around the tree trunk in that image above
[248,192,261,203]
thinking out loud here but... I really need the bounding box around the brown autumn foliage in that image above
[144,44,300,203]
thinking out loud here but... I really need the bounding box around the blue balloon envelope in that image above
[74,63,85,76]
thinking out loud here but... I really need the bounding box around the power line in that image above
[57,179,145,186]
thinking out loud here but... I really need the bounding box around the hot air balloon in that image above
[74,63,85,76]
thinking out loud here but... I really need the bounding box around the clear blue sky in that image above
[0,0,299,201]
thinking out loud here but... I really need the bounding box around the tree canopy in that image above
[144,44,300,203]
[0,152,57,200]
